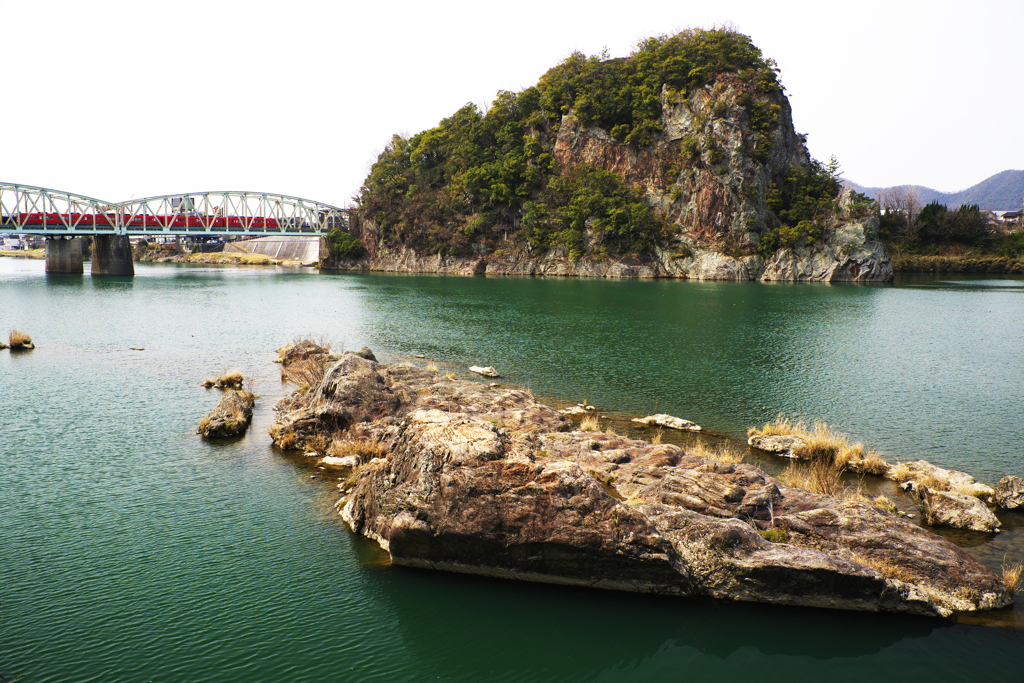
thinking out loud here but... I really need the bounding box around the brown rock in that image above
[198,389,255,438]
[272,351,1011,617]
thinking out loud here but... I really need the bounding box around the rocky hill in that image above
[850,169,1024,211]
[340,29,890,282]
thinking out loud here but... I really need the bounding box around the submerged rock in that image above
[198,389,255,438]
[271,350,1011,617]
[632,414,702,432]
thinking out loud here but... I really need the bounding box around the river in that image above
[2,258,1023,681]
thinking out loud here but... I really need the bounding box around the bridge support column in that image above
[45,237,85,274]
[91,235,135,276]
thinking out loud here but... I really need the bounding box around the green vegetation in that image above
[325,228,366,259]
[879,196,1024,272]
[758,528,790,543]
[757,157,842,257]
[356,28,830,260]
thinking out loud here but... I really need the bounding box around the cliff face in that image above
[554,77,806,251]
[327,196,890,283]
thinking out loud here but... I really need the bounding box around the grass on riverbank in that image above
[185,252,275,265]
[891,253,1024,274]
[0,248,44,259]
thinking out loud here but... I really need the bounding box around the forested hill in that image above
[349,28,843,263]
[849,170,1024,211]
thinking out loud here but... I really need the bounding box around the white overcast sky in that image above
[2,0,1020,207]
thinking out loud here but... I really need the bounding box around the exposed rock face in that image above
[995,476,1024,510]
[759,211,893,282]
[197,389,255,438]
[271,351,1010,617]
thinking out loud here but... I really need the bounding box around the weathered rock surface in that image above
[919,488,1002,534]
[632,414,702,432]
[747,434,806,458]
[198,389,255,438]
[995,476,1024,510]
[271,351,1011,617]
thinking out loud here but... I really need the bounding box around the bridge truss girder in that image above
[0,183,348,237]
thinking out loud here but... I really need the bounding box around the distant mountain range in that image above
[846,169,1024,211]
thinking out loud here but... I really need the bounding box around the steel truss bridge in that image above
[0,182,348,237]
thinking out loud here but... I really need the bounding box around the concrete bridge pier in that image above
[45,237,85,274]
[91,235,135,276]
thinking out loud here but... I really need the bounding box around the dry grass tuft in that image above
[282,354,330,389]
[215,369,244,389]
[9,329,33,349]
[850,554,915,583]
[750,415,889,475]
[779,458,843,497]
[1001,558,1023,596]
[579,415,603,432]
[748,414,797,438]
[857,450,890,476]
[328,438,388,460]
[425,363,438,373]
[444,371,456,380]
[889,463,949,492]
[650,428,664,445]
[689,441,745,465]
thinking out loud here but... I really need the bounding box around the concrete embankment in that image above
[226,236,322,264]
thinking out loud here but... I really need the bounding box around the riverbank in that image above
[268,345,1018,618]
[892,253,1024,274]
[0,248,44,259]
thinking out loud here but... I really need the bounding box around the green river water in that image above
[2,258,1024,681]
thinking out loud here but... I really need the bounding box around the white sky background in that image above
[2,0,1021,206]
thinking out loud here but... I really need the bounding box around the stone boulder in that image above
[197,389,255,438]
[632,414,702,432]
[747,434,806,458]
[995,476,1024,510]
[920,488,1002,534]
[469,365,501,378]
[271,351,1011,617]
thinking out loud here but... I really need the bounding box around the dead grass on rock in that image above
[8,329,34,350]
[579,415,603,432]
[850,554,915,583]
[749,414,889,474]
[328,438,388,460]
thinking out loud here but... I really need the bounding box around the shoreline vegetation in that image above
[259,340,1022,619]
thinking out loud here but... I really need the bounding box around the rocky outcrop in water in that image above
[270,351,1010,617]
[198,389,255,438]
